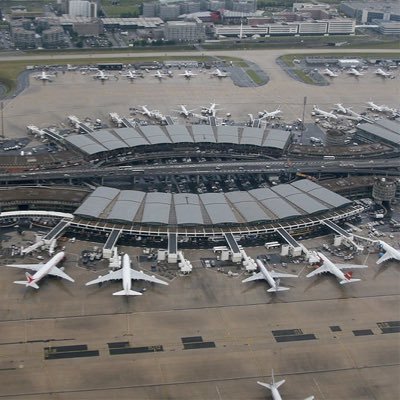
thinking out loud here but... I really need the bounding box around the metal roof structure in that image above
[65,125,291,156]
[74,180,351,227]
[358,119,400,146]
[263,129,292,149]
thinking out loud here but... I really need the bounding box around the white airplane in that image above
[322,68,338,77]
[306,252,367,284]
[67,64,78,71]
[154,70,168,80]
[334,103,347,114]
[375,68,393,78]
[139,105,155,118]
[257,370,314,400]
[201,103,220,116]
[210,68,229,78]
[343,107,363,121]
[259,108,282,119]
[242,259,297,292]
[86,253,168,296]
[366,101,397,114]
[92,70,117,82]
[376,241,400,265]
[179,70,197,79]
[5,251,74,289]
[312,105,338,120]
[347,68,363,77]
[174,105,195,118]
[34,71,56,82]
[121,70,140,81]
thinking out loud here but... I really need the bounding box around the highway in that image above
[0,158,399,183]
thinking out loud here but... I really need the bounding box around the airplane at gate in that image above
[154,70,168,80]
[34,71,56,82]
[92,70,117,82]
[174,105,195,118]
[242,259,297,292]
[257,370,314,400]
[306,252,367,284]
[86,253,168,296]
[259,108,282,119]
[375,68,393,78]
[6,251,74,289]
[121,70,141,81]
[201,103,220,116]
[347,68,363,77]
[179,70,197,79]
[376,241,400,265]
[312,105,338,120]
[210,68,229,78]
[322,68,338,77]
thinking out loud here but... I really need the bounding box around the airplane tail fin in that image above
[113,289,142,296]
[257,381,272,390]
[14,273,39,289]
[267,286,290,292]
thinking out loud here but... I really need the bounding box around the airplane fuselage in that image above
[32,251,65,283]
[122,254,132,293]
[256,259,277,289]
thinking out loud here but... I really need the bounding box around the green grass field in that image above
[246,69,264,85]
[101,0,141,17]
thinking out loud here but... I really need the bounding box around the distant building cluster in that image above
[3,0,399,49]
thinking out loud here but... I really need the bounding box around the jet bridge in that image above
[103,229,122,259]
[43,219,71,243]
[276,228,303,257]
[208,116,217,126]
[165,116,174,125]
[223,233,242,263]
[252,118,261,128]
[322,220,364,251]
[167,232,178,263]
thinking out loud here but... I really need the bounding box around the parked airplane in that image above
[375,68,393,78]
[67,64,78,71]
[139,105,156,118]
[306,252,367,284]
[121,70,140,81]
[334,103,347,114]
[322,68,338,77]
[347,68,363,77]
[34,71,56,82]
[210,68,229,78]
[179,70,197,79]
[86,253,168,296]
[257,370,314,400]
[366,101,396,114]
[6,251,74,289]
[201,102,220,116]
[174,105,195,118]
[242,259,297,292]
[154,70,168,80]
[343,107,363,121]
[312,105,338,120]
[259,108,282,119]
[376,241,400,265]
[92,70,117,82]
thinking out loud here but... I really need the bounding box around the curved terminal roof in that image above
[74,180,351,227]
[65,125,292,156]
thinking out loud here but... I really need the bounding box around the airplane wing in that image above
[130,269,169,285]
[48,266,75,282]
[86,269,123,286]
[376,252,393,265]
[336,263,368,270]
[306,265,331,277]
[270,270,298,279]
[6,263,43,272]
[242,272,264,283]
